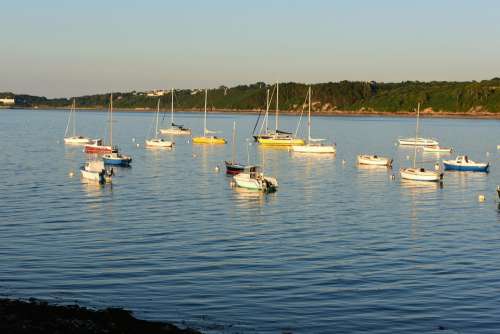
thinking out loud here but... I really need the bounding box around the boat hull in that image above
[233,174,278,192]
[357,155,392,166]
[423,146,453,153]
[159,128,191,135]
[258,138,305,146]
[443,162,489,172]
[80,168,105,184]
[192,136,226,144]
[398,138,439,146]
[145,139,174,148]
[64,136,92,145]
[400,168,443,182]
[103,157,132,166]
[84,144,113,154]
[225,161,246,175]
[292,144,336,153]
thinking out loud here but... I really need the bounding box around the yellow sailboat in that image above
[256,82,304,146]
[192,89,227,145]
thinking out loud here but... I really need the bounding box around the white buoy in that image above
[406,155,410,160]
[136,143,140,147]
[434,163,440,171]
[132,138,136,142]
[192,153,197,158]
[342,159,346,164]
[478,194,486,202]
[68,171,75,177]
[390,174,396,180]
[214,165,220,172]
[187,140,190,144]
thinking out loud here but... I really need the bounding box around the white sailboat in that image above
[64,99,92,145]
[292,86,335,153]
[145,98,174,148]
[159,88,191,135]
[398,107,438,146]
[400,103,443,182]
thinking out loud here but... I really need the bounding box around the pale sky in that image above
[2,0,500,97]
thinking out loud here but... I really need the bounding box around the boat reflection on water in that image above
[231,186,276,208]
[400,179,443,190]
[290,150,336,160]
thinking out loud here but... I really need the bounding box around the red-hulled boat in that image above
[84,138,114,154]
[225,161,247,175]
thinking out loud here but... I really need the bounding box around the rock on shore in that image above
[0,298,201,334]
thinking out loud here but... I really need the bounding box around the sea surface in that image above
[1,108,500,333]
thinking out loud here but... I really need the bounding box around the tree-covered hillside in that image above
[3,78,500,113]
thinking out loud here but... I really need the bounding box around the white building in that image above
[0,97,15,105]
[146,89,167,97]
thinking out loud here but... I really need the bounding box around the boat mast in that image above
[232,121,236,163]
[72,99,76,137]
[109,93,113,147]
[203,89,207,137]
[155,98,160,136]
[275,81,279,132]
[413,102,420,169]
[171,88,174,125]
[265,88,269,132]
[308,86,311,143]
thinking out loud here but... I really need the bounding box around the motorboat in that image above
[80,160,112,184]
[233,165,278,192]
[443,155,489,172]
[102,150,132,166]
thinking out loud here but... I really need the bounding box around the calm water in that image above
[1,109,500,333]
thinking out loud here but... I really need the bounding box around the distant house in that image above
[0,97,15,105]
[146,89,167,97]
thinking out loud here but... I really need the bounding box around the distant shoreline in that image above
[7,106,500,120]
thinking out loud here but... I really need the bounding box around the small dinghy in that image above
[80,160,113,184]
[233,166,278,192]
[357,154,392,167]
[103,150,132,166]
[423,145,453,153]
[443,155,489,172]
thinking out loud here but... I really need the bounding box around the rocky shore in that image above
[0,298,201,334]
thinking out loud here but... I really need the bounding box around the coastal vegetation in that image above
[2,78,500,114]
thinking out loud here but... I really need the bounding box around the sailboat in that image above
[225,121,248,174]
[99,94,132,166]
[400,103,443,182]
[398,108,438,146]
[192,89,226,144]
[145,99,174,148]
[292,86,335,153]
[159,88,191,135]
[84,95,115,154]
[64,99,92,145]
[256,82,305,146]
